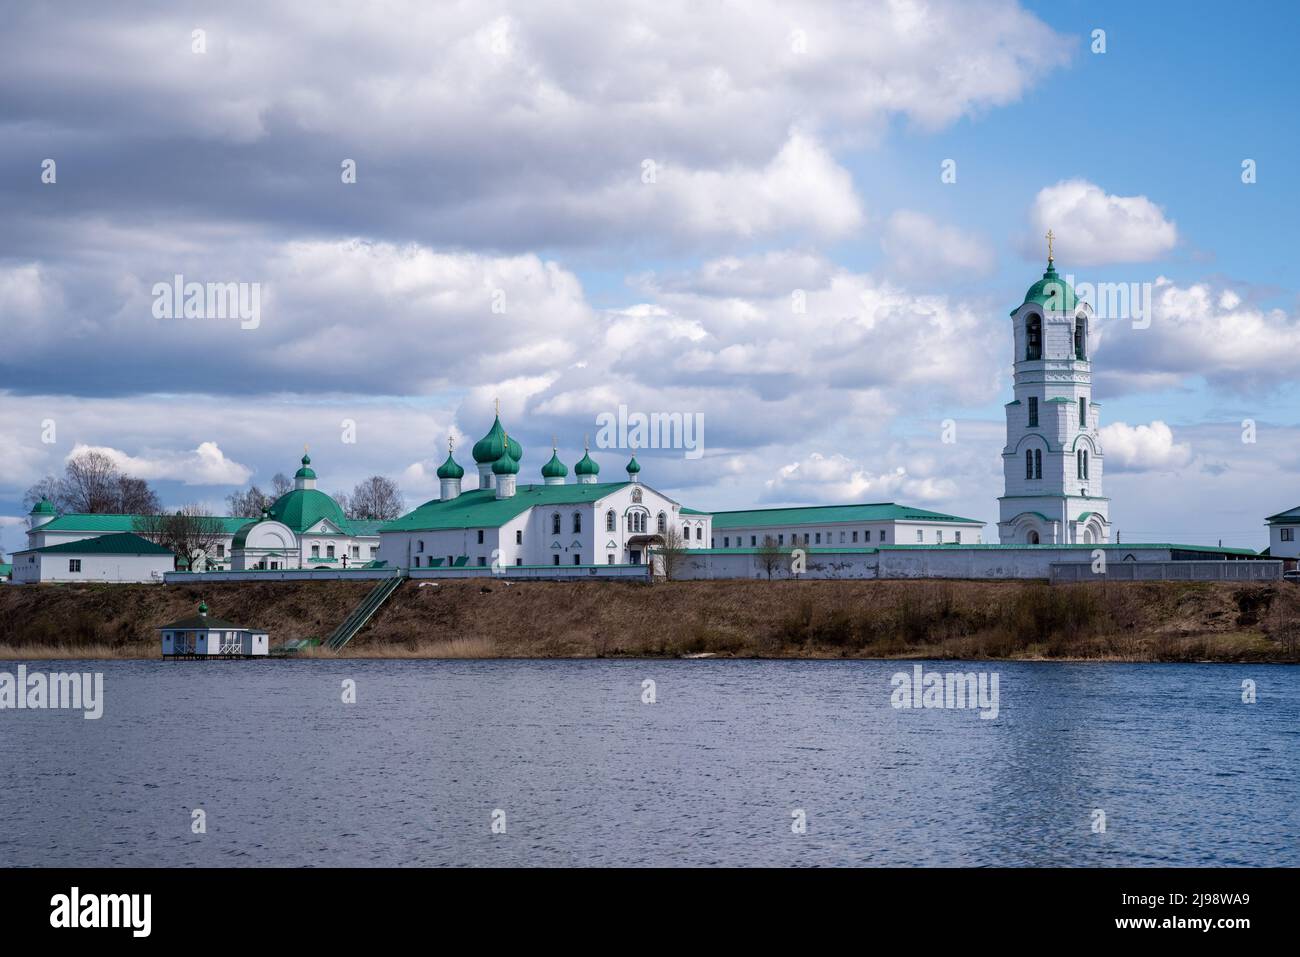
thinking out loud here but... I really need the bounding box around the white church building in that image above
[997,251,1110,545]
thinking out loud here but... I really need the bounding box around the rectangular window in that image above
[516,530,522,545]
[1283,528,1295,542]
[553,555,560,566]
[695,527,702,540]
[955,531,962,543]
[936,531,943,543]
[839,531,845,543]
[515,558,522,566]
[608,554,615,564]
[573,555,581,565]
[326,545,335,558]
[778,534,784,545]
[852,531,858,543]
[351,546,360,558]
[477,530,485,544]
[1028,396,1038,427]
[814,533,821,544]
[916,530,923,543]
[1080,397,1087,427]
[69,559,81,572]
[477,556,486,567]
[724,537,729,548]
[216,544,225,557]
[865,530,871,542]
[750,536,756,547]
[311,545,320,557]
[880,530,887,543]
[413,556,420,568]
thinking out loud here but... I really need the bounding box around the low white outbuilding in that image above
[9,532,176,584]
[159,602,269,658]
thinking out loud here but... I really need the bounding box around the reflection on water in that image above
[0,659,1295,866]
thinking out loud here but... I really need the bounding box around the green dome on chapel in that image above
[574,450,600,476]
[625,455,641,474]
[295,452,316,480]
[436,450,465,480]
[266,487,348,533]
[30,497,55,515]
[472,415,523,465]
[541,449,568,479]
[491,445,520,475]
[1013,261,1079,316]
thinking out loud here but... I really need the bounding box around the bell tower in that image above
[997,233,1110,545]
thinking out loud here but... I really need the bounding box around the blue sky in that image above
[2,0,1298,555]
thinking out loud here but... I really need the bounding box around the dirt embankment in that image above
[0,578,1297,661]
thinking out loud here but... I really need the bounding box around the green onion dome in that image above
[1014,261,1078,315]
[574,450,600,476]
[30,497,55,515]
[295,452,316,480]
[472,415,523,464]
[436,451,465,480]
[541,449,568,479]
[491,445,520,475]
[626,456,641,474]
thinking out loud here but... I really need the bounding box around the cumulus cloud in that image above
[1098,421,1192,473]
[1093,277,1300,395]
[0,1,1067,252]
[881,211,997,280]
[68,442,254,486]
[1028,179,1177,265]
[763,452,960,504]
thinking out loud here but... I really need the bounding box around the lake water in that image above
[1,659,1295,867]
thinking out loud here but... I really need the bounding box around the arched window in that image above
[572,513,582,534]
[1083,449,1089,480]
[1025,449,1033,479]
[1026,314,1042,361]
[1027,530,1040,545]
[551,513,561,535]
[657,512,666,534]
[1074,314,1087,359]
[1034,449,1042,479]
[606,509,616,532]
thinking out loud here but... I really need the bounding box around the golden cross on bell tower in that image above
[1045,228,1055,265]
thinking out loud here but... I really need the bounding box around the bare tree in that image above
[653,524,689,581]
[758,534,786,581]
[134,506,225,570]
[22,476,63,526]
[226,484,273,518]
[270,472,293,497]
[61,450,121,513]
[116,475,161,515]
[348,475,404,520]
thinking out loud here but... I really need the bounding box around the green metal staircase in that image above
[325,568,406,651]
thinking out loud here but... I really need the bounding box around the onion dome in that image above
[472,413,523,464]
[198,600,209,616]
[295,452,316,480]
[491,433,520,475]
[30,497,55,516]
[574,449,600,476]
[541,444,568,479]
[626,456,641,475]
[436,450,465,480]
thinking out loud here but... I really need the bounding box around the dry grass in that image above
[0,642,130,660]
[1,577,1297,661]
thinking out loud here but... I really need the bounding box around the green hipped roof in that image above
[29,498,55,515]
[472,416,523,465]
[1012,262,1079,315]
[436,451,465,480]
[708,502,985,530]
[383,482,631,533]
[1265,505,1300,524]
[30,513,252,535]
[21,532,175,556]
[541,449,568,478]
[574,450,600,475]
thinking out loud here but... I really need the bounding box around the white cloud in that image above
[1098,421,1192,473]
[763,452,959,503]
[881,211,997,279]
[68,441,254,486]
[1028,179,1177,265]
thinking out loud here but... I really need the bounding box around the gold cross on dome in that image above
[1045,229,1055,263]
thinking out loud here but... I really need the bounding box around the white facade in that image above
[161,626,269,656]
[10,539,175,584]
[381,480,712,569]
[998,262,1110,545]
[1266,507,1300,559]
[711,516,983,550]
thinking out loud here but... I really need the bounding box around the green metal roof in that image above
[680,507,709,516]
[1265,506,1300,524]
[0,563,12,577]
[383,482,632,532]
[21,532,175,556]
[266,487,348,532]
[1012,262,1079,315]
[708,502,985,529]
[32,513,251,535]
